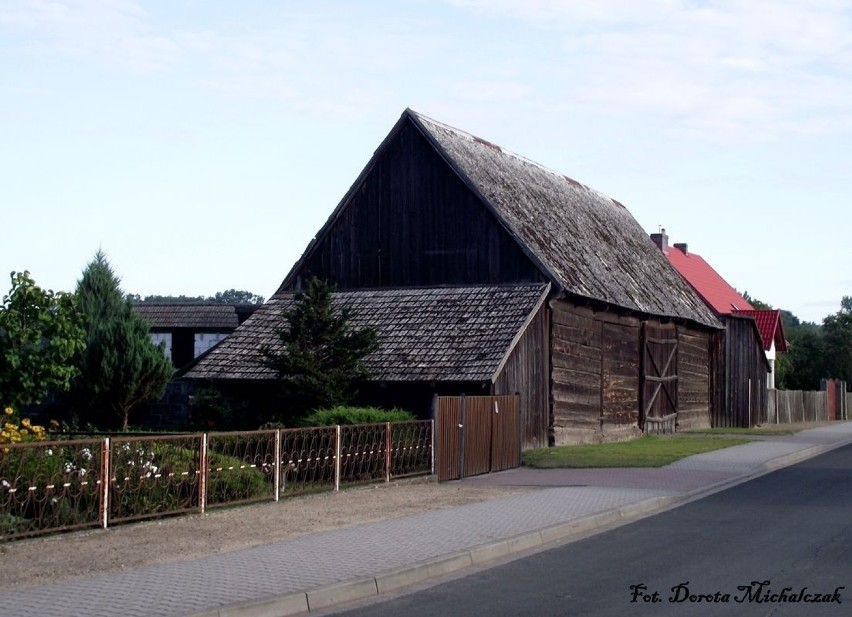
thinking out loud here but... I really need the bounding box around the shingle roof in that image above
[134,303,258,330]
[733,309,788,352]
[183,284,549,382]
[663,244,754,315]
[405,111,721,328]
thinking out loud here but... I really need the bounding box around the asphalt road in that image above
[327,444,852,617]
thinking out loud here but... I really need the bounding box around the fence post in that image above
[385,422,391,483]
[199,433,208,514]
[459,394,467,480]
[430,418,435,476]
[101,437,110,529]
[334,425,341,492]
[748,379,752,428]
[274,429,281,502]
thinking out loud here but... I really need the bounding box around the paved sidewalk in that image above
[3,423,852,617]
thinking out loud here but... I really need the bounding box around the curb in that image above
[186,435,852,617]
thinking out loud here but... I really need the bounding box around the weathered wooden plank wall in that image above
[551,302,601,443]
[716,316,768,428]
[602,318,641,429]
[677,327,711,429]
[292,122,546,290]
[493,304,550,449]
[550,300,642,445]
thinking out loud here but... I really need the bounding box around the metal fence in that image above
[1,421,433,542]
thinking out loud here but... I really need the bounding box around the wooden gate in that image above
[435,395,521,482]
[641,323,678,434]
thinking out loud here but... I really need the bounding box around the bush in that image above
[301,406,415,426]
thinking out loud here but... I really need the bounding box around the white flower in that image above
[64,462,74,473]
[81,448,92,461]
[45,448,53,457]
[1,479,10,489]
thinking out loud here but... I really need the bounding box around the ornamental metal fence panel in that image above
[206,430,278,509]
[0,438,104,541]
[108,434,204,525]
[1,420,434,542]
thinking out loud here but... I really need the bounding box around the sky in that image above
[1,0,850,324]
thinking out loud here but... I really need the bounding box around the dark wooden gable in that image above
[282,117,546,291]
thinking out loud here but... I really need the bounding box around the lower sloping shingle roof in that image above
[134,303,258,330]
[183,284,549,383]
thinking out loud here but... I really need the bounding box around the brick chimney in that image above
[650,228,669,255]
[673,242,688,254]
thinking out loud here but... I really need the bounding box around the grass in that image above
[522,435,754,469]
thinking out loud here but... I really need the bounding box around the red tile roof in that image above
[733,309,788,352]
[664,245,753,315]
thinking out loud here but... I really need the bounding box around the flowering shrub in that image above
[1,407,48,451]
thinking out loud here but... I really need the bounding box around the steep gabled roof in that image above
[406,111,720,328]
[184,284,549,383]
[733,309,788,352]
[663,244,754,315]
[281,109,720,329]
[134,303,258,330]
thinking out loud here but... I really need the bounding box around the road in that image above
[326,444,852,617]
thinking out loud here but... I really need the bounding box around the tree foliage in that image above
[741,291,773,311]
[129,290,264,304]
[0,271,85,410]
[776,323,825,390]
[71,251,174,429]
[822,296,852,385]
[261,278,378,421]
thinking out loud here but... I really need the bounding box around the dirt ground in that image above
[0,478,528,591]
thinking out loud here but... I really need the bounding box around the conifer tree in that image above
[71,251,173,429]
[261,277,378,421]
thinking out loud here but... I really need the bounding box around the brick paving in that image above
[2,424,851,617]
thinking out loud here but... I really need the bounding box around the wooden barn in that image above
[653,234,786,427]
[186,109,722,446]
[134,303,259,369]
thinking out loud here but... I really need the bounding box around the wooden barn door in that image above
[641,323,679,434]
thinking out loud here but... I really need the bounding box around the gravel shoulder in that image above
[0,478,528,591]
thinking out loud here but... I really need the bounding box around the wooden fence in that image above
[434,395,521,482]
[767,387,848,423]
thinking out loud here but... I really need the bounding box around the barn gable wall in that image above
[289,122,545,290]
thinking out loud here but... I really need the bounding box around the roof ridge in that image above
[407,109,610,204]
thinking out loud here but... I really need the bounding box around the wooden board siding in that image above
[550,300,641,445]
[676,327,711,429]
[713,315,768,427]
[602,321,640,427]
[291,122,546,290]
[493,304,550,449]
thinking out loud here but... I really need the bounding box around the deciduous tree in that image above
[0,271,85,410]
